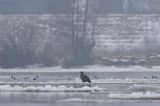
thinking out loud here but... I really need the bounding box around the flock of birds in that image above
[10,72,92,83]
[80,72,160,82]
[144,76,160,79]
[10,72,160,82]
[11,75,39,81]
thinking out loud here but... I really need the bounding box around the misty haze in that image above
[1,0,160,106]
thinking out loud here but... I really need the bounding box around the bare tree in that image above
[66,0,96,67]
[0,15,73,68]
[0,16,39,68]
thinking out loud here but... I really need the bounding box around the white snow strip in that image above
[59,98,84,102]
[108,92,160,99]
[0,85,106,92]
[92,79,160,84]
[1,65,160,73]
[59,98,105,103]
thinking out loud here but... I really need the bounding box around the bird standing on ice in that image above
[80,72,91,83]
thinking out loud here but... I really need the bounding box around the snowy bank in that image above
[1,65,160,73]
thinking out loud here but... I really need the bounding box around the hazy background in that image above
[0,0,160,68]
[0,0,159,14]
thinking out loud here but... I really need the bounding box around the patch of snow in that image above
[74,78,81,82]
[59,98,105,103]
[25,64,43,69]
[128,84,160,92]
[0,85,106,92]
[108,91,160,99]
[60,98,83,102]
[111,59,130,62]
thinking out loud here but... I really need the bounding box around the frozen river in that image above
[1,91,160,106]
[1,67,160,106]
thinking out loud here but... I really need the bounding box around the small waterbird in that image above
[80,72,91,83]
[11,75,16,81]
[33,75,38,80]
[24,76,29,80]
[152,76,159,79]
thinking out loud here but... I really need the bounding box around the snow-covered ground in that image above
[1,65,160,73]
[0,84,160,100]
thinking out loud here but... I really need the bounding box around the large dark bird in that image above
[80,72,91,83]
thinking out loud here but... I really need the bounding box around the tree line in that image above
[0,0,97,68]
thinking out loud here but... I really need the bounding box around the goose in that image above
[33,75,38,80]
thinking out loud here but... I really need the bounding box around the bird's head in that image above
[80,72,83,75]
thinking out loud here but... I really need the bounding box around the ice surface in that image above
[1,65,160,73]
[0,78,160,86]
[92,79,160,84]
[0,85,106,92]
[0,78,160,85]
[58,98,106,103]
[128,84,160,92]
[129,84,160,89]
[108,91,160,99]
